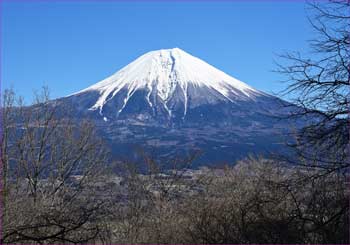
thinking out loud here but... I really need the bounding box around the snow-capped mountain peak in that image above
[75,48,264,118]
[53,48,294,165]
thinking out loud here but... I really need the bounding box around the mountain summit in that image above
[73,48,270,122]
[59,48,293,165]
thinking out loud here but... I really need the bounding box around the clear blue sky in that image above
[1,0,313,102]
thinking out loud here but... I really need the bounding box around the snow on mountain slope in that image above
[55,48,296,165]
[74,48,266,118]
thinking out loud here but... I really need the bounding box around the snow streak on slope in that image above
[75,48,264,116]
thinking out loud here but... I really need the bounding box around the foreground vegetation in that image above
[2,135,349,244]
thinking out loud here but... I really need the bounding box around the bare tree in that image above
[109,150,201,244]
[183,156,349,244]
[276,0,350,171]
[1,88,113,244]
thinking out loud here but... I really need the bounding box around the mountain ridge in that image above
[53,48,296,166]
[70,48,274,123]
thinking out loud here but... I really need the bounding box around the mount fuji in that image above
[55,48,296,166]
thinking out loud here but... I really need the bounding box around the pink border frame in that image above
[0,0,348,244]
